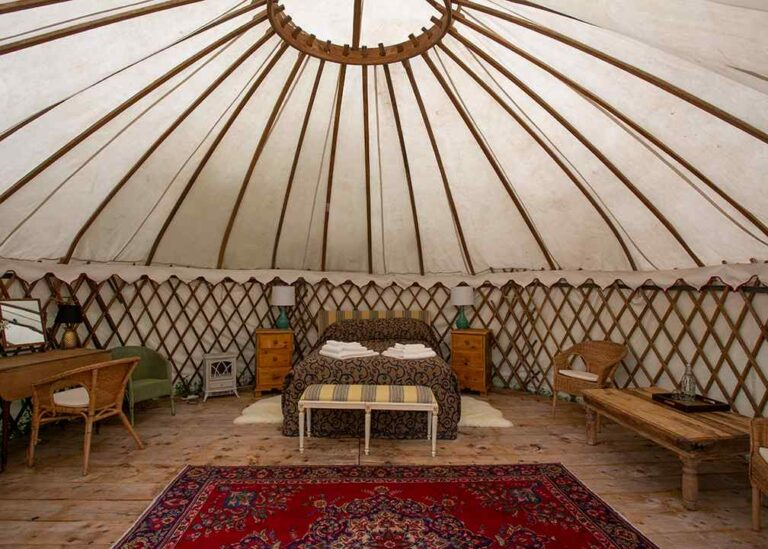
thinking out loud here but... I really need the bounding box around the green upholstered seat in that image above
[111,346,175,424]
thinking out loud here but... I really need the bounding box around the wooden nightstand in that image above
[451,329,492,395]
[254,329,293,397]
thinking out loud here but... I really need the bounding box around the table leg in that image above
[586,407,598,445]
[1,398,9,472]
[681,457,699,510]
[298,407,305,454]
[364,407,371,456]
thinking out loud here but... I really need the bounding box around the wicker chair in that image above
[751,418,768,531]
[27,357,144,475]
[552,341,627,417]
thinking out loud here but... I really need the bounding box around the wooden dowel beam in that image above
[383,63,425,276]
[145,42,289,265]
[447,0,768,144]
[446,19,768,240]
[422,51,558,269]
[402,59,475,275]
[0,0,207,56]
[320,64,347,271]
[0,0,73,15]
[436,43,637,270]
[362,65,373,274]
[217,52,306,268]
[448,33,704,267]
[0,15,267,206]
[62,29,277,264]
[271,60,326,268]
[0,1,266,144]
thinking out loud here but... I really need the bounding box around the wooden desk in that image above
[0,349,111,471]
[583,387,750,510]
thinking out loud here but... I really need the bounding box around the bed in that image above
[281,315,461,440]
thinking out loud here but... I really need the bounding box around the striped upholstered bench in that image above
[298,384,439,457]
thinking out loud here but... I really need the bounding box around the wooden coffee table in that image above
[582,387,750,510]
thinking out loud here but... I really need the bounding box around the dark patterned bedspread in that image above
[281,318,461,440]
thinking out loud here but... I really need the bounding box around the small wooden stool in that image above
[298,384,439,457]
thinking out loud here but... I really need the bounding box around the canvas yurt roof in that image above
[0,0,766,286]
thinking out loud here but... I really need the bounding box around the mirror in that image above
[0,299,47,349]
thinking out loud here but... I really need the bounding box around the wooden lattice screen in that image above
[1,273,766,417]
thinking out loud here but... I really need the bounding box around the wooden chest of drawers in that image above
[254,329,293,397]
[451,329,492,395]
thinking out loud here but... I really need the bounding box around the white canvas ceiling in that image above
[0,0,766,285]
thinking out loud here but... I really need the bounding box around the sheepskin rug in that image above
[234,394,512,428]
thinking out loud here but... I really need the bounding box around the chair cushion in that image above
[130,378,172,402]
[53,387,89,408]
[558,369,599,382]
[301,384,436,404]
[760,447,768,463]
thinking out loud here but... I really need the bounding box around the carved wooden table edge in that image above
[582,386,750,511]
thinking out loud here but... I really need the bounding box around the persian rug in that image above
[234,394,513,428]
[114,464,656,548]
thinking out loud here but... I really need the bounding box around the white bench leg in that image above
[427,411,432,440]
[364,407,371,456]
[431,408,438,457]
[299,406,305,454]
[307,407,312,438]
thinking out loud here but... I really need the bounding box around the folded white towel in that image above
[326,340,365,348]
[382,349,437,360]
[320,349,378,360]
[394,343,427,351]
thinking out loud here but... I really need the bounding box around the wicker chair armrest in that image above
[594,362,621,387]
[31,377,90,411]
[552,347,578,374]
[751,418,768,453]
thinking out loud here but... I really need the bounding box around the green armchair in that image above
[111,346,175,424]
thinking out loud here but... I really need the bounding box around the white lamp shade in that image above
[270,285,295,307]
[451,286,474,306]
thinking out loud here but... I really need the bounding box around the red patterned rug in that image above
[115,464,656,548]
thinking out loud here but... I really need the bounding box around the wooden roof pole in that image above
[217,52,307,268]
[446,18,768,240]
[352,0,363,49]
[271,61,326,269]
[0,16,268,206]
[0,0,208,56]
[421,51,558,270]
[0,0,73,14]
[401,59,476,275]
[362,65,373,273]
[0,1,267,144]
[448,0,768,144]
[446,34,705,267]
[320,64,347,271]
[383,64,425,276]
[62,29,278,264]
[437,43,637,270]
[145,43,289,265]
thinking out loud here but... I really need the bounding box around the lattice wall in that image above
[2,273,766,416]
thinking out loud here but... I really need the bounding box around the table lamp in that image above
[55,302,83,349]
[451,286,474,330]
[271,285,295,329]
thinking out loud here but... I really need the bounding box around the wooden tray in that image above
[651,392,731,413]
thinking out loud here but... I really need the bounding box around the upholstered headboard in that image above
[317,310,431,336]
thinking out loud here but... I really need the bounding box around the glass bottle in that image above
[680,363,696,401]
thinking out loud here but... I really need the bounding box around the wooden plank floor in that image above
[0,390,766,548]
